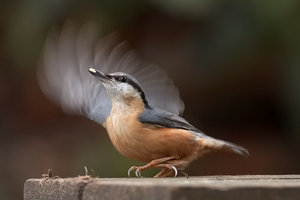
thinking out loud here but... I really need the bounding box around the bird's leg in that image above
[155,167,189,178]
[154,164,178,177]
[154,168,170,178]
[128,156,176,177]
[154,164,189,178]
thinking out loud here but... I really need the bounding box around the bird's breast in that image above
[105,99,148,161]
[105,111,199,163]
[105,107,146,161]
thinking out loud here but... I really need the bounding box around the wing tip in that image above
[224,141,250,157]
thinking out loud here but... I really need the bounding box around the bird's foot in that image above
[154,164,178,177]
[154,167,188,178]
[128,166,144,177]
[127,156,178,178]
[128,164,178,178]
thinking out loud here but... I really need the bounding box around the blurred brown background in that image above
[1,0,300,199]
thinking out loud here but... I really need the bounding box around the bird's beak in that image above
[88,67,112,83]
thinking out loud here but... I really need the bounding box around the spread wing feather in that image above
[38,21,184,127]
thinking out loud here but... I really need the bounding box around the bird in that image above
[38,21,249,178]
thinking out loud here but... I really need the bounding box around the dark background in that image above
[1,0,300,199]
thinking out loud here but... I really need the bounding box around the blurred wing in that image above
[38,21,184,127]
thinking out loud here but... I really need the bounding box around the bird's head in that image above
[89,67,150,108]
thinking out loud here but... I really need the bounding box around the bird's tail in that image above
[201,136,249,157]
[221,139,249,157]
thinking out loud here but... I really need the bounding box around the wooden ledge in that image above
[24,175,300,200]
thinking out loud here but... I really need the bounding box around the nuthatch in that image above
[38,22,249,177]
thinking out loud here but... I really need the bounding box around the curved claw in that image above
[135,169,143,178]
[171,165,178,177]
[128,167,135,177]
[128,167,143,178]
[139,170,144,178]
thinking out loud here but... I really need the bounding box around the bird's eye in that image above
[118,76,127,82]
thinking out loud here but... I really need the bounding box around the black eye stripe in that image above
[126,79,150,109]
[115,75,127,82]
[111,73,151,109]
[120,76,127,82]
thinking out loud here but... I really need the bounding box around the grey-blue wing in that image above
[138,108,207,138]
[38,21,184,127]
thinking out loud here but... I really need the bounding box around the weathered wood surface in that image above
[24,175,300,200]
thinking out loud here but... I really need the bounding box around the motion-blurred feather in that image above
[38,21,184,127]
